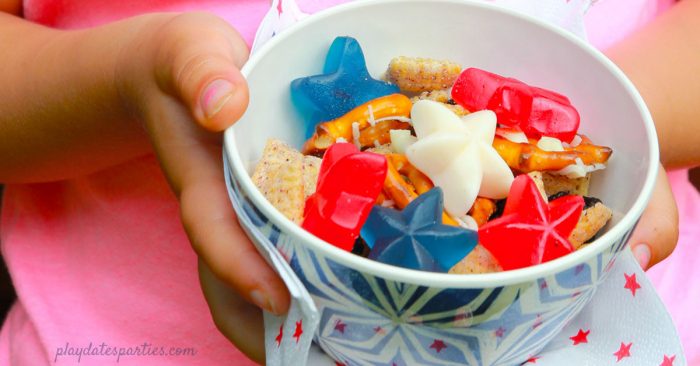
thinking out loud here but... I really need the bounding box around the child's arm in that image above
[605,0,700,269]
[0,11,288,362]
[607,0,700,170]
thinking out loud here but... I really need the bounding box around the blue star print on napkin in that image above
[290,36,399,137]
[361,188,478,272]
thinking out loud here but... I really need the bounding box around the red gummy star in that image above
[479,175,584,270]
[430,339,447,353]
[494,327,506,338]
[660,355,675,366]
[302,143,387,251]
[334,319,347,334]
[624,273,641,297]
[570,329,590,345]
[613,342,632,362]
[275,324,283,346]
[293,320,303,343]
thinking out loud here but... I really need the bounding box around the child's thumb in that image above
[155,13,250,131]
[628,167,679,270]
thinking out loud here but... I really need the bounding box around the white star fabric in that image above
[406,100,514,217]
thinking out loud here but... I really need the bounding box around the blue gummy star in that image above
[361,188,478,273]
[290,36,399,138]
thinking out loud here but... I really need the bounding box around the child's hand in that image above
[629,167,679,270]
[115,13,289,362]
[0,10,286,362]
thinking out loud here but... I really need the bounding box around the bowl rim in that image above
[224,0,660,288]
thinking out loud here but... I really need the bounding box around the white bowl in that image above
[224,0,658,364]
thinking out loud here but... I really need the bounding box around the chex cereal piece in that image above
[542,172,590,196]
[252,139,320,224]
[387,56,462,93]
[568,202,613,248]
[411,88,452,103]
[302,155,321,199]
[411,89,469,116]
[449,244,502,274]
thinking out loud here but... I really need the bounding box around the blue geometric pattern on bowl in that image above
[225,156,634,366]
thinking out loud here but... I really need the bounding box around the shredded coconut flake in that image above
[537,136,565,152]
[552,157,606,178]
[368,104,376,126]
[336,137,348,143]
[570,135,583,147]
[374,140,381,148]
[381,199,395,208]
[454,215,479,231]
[352,122,361,149]
[498,130,528,144]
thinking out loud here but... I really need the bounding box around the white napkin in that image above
[251,0,308,54]
[243,1,686,365]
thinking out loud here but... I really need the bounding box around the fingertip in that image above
[250,281,291,316]
[203,239,290,315]
[267,276,292,315]
[195,71,249,132]
[631,243,651,270]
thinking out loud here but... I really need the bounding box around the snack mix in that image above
[251,36,613,274]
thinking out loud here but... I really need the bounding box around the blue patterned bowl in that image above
[223,1,658,364]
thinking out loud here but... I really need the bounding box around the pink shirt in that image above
[1,0,695,365]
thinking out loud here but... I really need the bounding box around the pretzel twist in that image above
[302,94,412,155]
[492,136,612,173]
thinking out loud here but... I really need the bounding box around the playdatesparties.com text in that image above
[54,341,197,363]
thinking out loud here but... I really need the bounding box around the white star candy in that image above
[405,100,514,217]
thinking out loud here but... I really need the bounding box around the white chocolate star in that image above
[406,100,514,216]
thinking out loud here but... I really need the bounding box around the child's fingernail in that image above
[632,243,651,270]
[200,79,234,119]
[250,289,276,313]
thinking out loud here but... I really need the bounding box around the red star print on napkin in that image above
[570,329,589,345]
[524,356,539,363]
[276,0,283,14]
[660,355,676,366]
[275,324,283,346]
[624,273,641,297]
[293,320,303,343]
[334,320,346,334]
[430,339,447,353]
[613,342,632,362]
